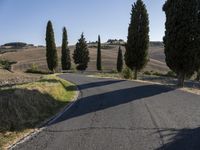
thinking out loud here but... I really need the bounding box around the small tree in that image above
[163,0,199,87]
[96,35,102,71]
[125,0,149,79]
[73,33,90,71]
[61,27,71,70]
[45,20,58,73]
[117,46,123,73]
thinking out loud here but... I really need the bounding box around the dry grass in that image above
[0,69,40,86]
[0,75,77,149]
[89,73,200,96]
[0,45,169,74]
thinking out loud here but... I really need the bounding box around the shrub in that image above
[73,33,90,71]
[26,64,49,74]
[111,69,118,74]
[143,71,151,75]
[166,70,176,77]
[152,72,163,76]
[122,67,132,79]
[0,60,16,71]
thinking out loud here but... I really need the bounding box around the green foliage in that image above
[88,44,114,49]
[117,46,123,72]
[61,27,71,70]
[166,70,176,77]
[3,42,27,48]
[26,64,50,74]
[97,35,102,71]
[163,0,199,87]
[122,67,132,79]
[73,33,90,71]
[111,69,118,74]
[0,60,16,71]
[196,69,200,81]
[196,1,200,80]
[31,63,38,71]
[45,20,58,73]
[125,0,149,79]
[143,71,151,75]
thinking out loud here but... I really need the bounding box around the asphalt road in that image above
[13,73,200,150]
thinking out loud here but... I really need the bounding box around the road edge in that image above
[8,77,80,150]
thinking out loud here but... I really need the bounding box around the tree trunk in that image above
[134,69,138,80]
[177,72,185,87]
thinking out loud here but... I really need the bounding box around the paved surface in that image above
[13,73,200,150]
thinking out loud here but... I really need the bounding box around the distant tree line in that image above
[4,42,27,47]
[45,0,200,87]
[107,39,125,44]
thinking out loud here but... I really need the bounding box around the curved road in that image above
[13,73,200,150]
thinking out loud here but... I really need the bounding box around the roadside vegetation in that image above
[125,0,149,80]
[96,35,102,71]
[0,75,77,149]
[0,59,16,71]
[1,0,200,147]
[26,64,50,74]
[61,27,71,71]
[46,21,58,73]
[73,33,90,71]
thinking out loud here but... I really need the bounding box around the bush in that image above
[143,71,151,75]
[26,64,50,74]
[0,60,16,71]
[111,69,118,74]
[152,72,163,76]
[166,70,176,77]
[122,67,132,79]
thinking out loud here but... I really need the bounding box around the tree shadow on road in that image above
[77,80,125,90]
[156,127,200,150]
[51,82,174,125]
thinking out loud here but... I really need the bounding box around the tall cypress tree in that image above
[163,0,199,87]
[125,0,149,79]
[96,35,102,71]
[45,21,58,73]
[117,46,123,73]
[61,27,71,70]
[196,1,200,81]
[73,33,90,71]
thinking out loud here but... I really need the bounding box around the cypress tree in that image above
[73,33,90,71]
[125,0,149,79]
[61,27,71,70]
[96,35,102,71]
[197,71,200,81]
[117,46,123,73]
[163,0,199,87]
[196,1,200,81]
[45,21,58,73]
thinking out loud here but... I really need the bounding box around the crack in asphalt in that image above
[144,102,165,149]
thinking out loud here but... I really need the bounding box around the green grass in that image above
[0,75,77,149]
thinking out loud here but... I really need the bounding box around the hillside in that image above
[0,44,169,74]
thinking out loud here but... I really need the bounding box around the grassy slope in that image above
[0,75,77,149]
[0,45,169,74]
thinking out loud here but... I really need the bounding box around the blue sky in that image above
[0,0,165,46]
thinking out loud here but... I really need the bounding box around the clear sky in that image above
[0,0,166,46]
